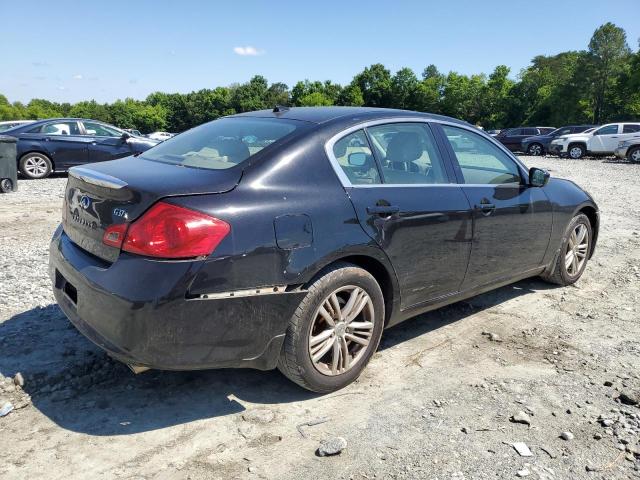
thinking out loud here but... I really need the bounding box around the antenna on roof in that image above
[273,105,290,113]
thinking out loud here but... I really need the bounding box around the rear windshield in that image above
[141,117,302,170]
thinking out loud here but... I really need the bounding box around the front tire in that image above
[527,143,544,156]
[568,144,585,160]
[278,262,385,393]
[541,214,591,286]
[20,153,52,179]
[628,147,640,164]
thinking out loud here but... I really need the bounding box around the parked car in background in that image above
[614,137,640,163]
[521,125,596,156]
[49,107,599,393]
[147,131,174,141]
[6,118,158,179]
[549,122,640,159]
[124,128,143,137]
[0,120,35,132]
[495,127,555,152]
[486,129,502,136]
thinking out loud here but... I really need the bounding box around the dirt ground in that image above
[0,156,638,480]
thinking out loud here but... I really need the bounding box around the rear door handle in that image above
[475,203,496,216]
[367,205,400,216]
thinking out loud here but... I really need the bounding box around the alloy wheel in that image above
[569,147,583,159]
[528,144,542,156]
[565,224,589,276]
[0,178,13,193]
[308,285,375,376]
[631,149,640,163]
[24,156,49,177]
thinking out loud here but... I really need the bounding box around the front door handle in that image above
[367,205,400,216]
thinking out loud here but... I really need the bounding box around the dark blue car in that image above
[4,118,158,178]
[521,125,596,156]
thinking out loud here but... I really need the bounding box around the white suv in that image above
[549,122,640,159]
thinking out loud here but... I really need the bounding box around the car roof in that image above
[231,106,469,127]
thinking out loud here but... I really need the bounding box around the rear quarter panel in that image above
[173,133,398,299]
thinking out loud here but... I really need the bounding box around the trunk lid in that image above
[63,157,241,262]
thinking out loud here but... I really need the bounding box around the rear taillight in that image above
[103,201,230,259]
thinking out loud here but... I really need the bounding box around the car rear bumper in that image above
[49,225,306,371]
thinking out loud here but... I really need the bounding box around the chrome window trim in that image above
[324,117,529,188]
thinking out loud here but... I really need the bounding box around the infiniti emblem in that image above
[79,195,91,210]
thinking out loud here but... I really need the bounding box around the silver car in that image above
[614,138,640,163]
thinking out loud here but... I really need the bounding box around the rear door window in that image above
[523,128,538,136]
[367,123,449,185]
[442,125,521,185]
[623,124,640,133]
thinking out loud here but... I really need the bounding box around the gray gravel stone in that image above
[0,401,14,417]
[317,437,347,456]
[510,411,531,426]
[560,431,574,441]
[512,442,533,457]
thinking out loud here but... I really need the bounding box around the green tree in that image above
[391,68,419,110]
[336,84,364,106]
[351,64,393,107]
[230,75,269,113]
[587,22,631,123]
[69,100,112,122]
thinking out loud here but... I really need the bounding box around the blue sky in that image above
[2,0,639,103]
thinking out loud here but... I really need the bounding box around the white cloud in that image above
[57,86,66,91]
[73,74,83,80]
[233,46,264,56]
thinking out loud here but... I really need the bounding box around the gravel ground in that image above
[0,157,638,480]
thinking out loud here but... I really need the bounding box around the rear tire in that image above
[20,153,52,179]
[277,262,385,393]
[0,178,13,193]
[527,143,544,156]
[568,144,585,160]
[628,146,640,164]
[541,214,591,286]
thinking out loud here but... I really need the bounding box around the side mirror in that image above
[121,131,131,141]
[348,152,368,167]
[529,167,550,187]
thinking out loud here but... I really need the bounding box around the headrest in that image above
[386,132,422,163]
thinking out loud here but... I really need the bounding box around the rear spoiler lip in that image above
[69,166,128,190]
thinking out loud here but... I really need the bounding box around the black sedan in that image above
[49,107,599,392]
[4,118,157,179]
[521,125,596,156]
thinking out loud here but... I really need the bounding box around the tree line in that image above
[1,23,638,133]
